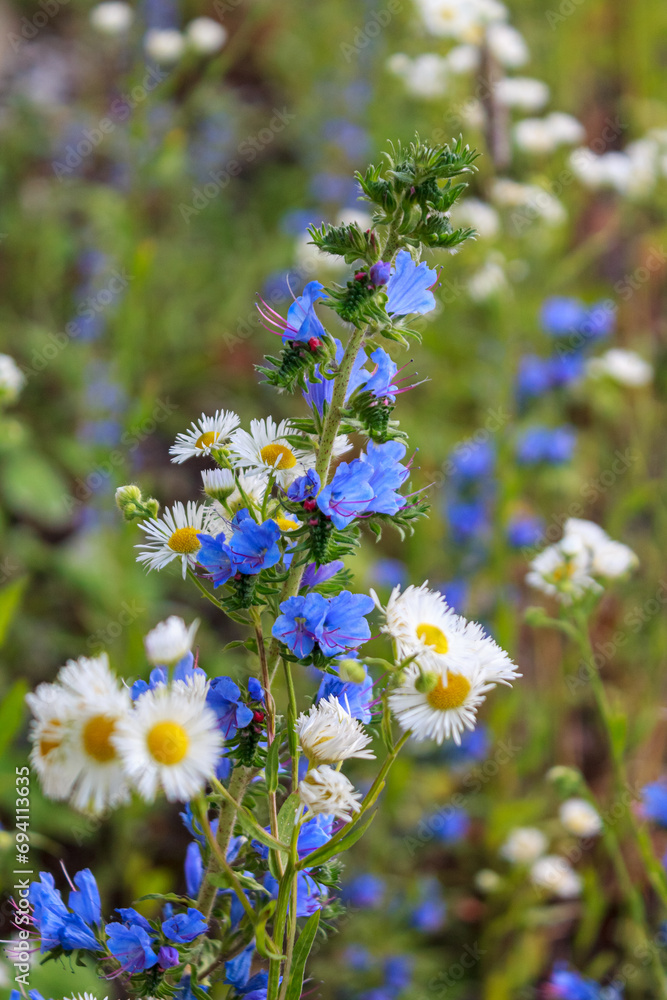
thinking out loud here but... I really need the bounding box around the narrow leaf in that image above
[297,809,378,870]
[285,909,321,1000]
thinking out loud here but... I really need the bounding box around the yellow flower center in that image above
[168,527,201,554]
[82,714,118,763]
[552,561,575,582]
[260,443,297,471]
[195,430,218,450]
[416,623,449,655]
[147,721,189,765]
[275,516,299,532]
[426,673,472,711]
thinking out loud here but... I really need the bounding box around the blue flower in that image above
[264,871,323,917]
[29,873,68,951]
[207,677,254,738]
[301,559,344,589]
[507,513,544,549]
[302,338,370,416]
[228,516,282,574]
[317,441,409,529]
[384,954,414,992]
[272,593,329,658]
[254,814,333,861]
[197,531,236,587]
[282,280,327,344]
[385,250,436,316]
[162,908,208,943]
[370,260,391,286]
[114,906,153,931]
[58,913,101,951]
[439,578,469,612]
[287,469,321,501]
[423,806,470,843]
[516,426,576,465]
[362,348,399,401]
[185,840,204,897]
[545,962,608,999]
[548,351,585,387]
[68,868,101,926]
[516,354,553,401]
[642,781,667,826]
[159,944,180,968]
[342,873,385,908]
[540,296,588,336]
[410,883,446,933]
[248,677,264,701]
[445,497,489,544]
[106,921,159,973]
[318,591,374,657]
[581,300,615,341]
[316,660,374,723]
[344,944,373,971]
[448,440,495,480]
[370,557,408,589]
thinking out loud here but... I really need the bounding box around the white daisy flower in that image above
[499,826,548,864]
[144,616,199,665]
[296,695,375,765]
[298,764,363,822]
[587,348,653,387]
[559,798,602,838]
[526,536,601,604]
[531,854,582,898]
[89,0,133,34]
[228,417,311,487]
[0,354,25,405]
[591,539,638,579]
[208,471,269,516]
[185,16,228,54]
[169,410,241,464]
[136,501,214,578]
[113,679,222,802]
[27,655,133,814]
[144,27,185,64]
[376,584,519,744]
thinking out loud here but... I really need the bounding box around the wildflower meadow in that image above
[1,1,667,999]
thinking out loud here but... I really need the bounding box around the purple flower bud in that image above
[369,261,391,286]
[158,945,179,969]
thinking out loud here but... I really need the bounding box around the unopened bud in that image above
[115,484,142,510]
[546,765,584,797]
[337,659,366,684]
[415,670,438,694]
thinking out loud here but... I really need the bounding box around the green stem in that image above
[196,766,253,918]
[277,814,303,1000]
[267,860,295,1000]
[252,610,283,876]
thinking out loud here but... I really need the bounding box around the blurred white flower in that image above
[591,540,638,579]
[186,17,228,54]
[144,616,199,666]
[0,353,25,405]
[531,854,582,898]
[491,178,565,226]
[298,764,362,821]
[486,22,529,67]
[559,798,602,838]
[144,28,186,64]
[450,198,500,239]
[587,348,653,387]
[494,77,550,111]
[445,44,480,74]
[569,145,656,197]
[467,255,508,300]
[500,826,548,864]
[514,113,585,155]
[389,53,449,98]
[545,112,586,145]
[89,1,134,34]
[528,519,637,602]
[475,868,503,893]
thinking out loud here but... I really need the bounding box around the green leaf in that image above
[0,678,29,755]
[1,452,71,528]
[285,909,321,1000]
[235,807,289,853]
[297,809,378,869]
[277,793,300,845]
[0,575,28,648]
[136,892,194,906]
[265,735,281,795]
[255,900,284,960]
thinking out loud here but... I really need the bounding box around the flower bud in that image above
[115,484,142,511]
[338,659,366,684]
[546,765,584,797]
[415,670,438,694]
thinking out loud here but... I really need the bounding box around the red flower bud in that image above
[308,337,322,351]
[304,498,317,511]
[354,271,366,281]
[253,710,265,723]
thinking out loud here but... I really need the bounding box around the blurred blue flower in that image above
[342,873,385,908]
[106,921,158,972]
[423,806,471,843]
[370,557,408,589]
[449,440,495,480]
[310,172,360,204]
[540,296,588,336]
[544,962,620,999]
[386,251,437,316]
[280,208,319,235]
[641,781,667,826]
[384,954,414,993]
[438,578,469,612]
[410,879,446,934]
[507,513,545,549]
[517,354,553,400]
[323,119,370,159]
[581,301,616,340]
[446,497,489,544]
[515,426,576,465]
[344,943,373,971]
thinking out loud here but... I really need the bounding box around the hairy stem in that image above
[196,766,253,918]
